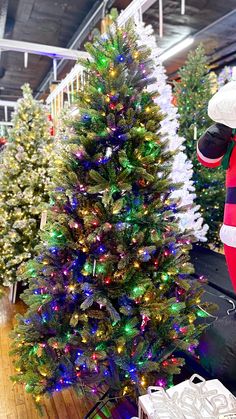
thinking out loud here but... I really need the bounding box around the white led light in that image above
[159,37,194,62]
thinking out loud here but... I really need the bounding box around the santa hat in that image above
[208,76,236,128]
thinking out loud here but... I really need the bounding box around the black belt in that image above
[226,187,236,204]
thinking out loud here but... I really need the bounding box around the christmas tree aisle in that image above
[0,84,52,286]
[174,45,225,248]
[135,21,208,242]
[11,24,210,408]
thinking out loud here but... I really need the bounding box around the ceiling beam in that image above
[0,0,8,38]
[117,0,156,24]
[0,38,90,60]
[15,0,34,23]
[0,121,12,126]
[0,99,16,107]
[35,0,117,98]
[35,0,157,98]
[166,8,236,78]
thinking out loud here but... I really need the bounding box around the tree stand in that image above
[84,388,110,419]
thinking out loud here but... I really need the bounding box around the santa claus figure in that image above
[197,79,236,292]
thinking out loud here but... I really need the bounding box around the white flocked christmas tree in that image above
[135,20,208,242]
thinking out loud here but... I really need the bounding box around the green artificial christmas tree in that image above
[0,84,53,286]
[174,45,225,248]
[11,24,211,408]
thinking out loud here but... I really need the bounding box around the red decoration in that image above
[47,114,54,136]
[154,259,159,268]
[138,179,146,187]
[0,137,7,148]
[171,95,177,107]
[177,288,185,295]
[104,276,111,285]
[64,345,70,353]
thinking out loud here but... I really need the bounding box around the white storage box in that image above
[138,374,236,419]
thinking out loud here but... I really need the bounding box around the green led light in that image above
[196,309,208,318]
[133,286,144,297]
[97,264,105,274]
[125,325,132,333]
[171,303,180,312]
[28,268,36,277]
[84,262,92,273]
[161,273,169,282]
[50,230,63,238]
[29,345,38,356]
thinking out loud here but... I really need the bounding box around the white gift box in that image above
[138,374,236,419]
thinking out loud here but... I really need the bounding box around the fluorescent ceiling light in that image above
[159,37,194,62]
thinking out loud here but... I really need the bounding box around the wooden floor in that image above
[0,291,96,419]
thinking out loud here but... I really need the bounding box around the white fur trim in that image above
[197,144,223,164]
[220,224,236,247]
[208,81,236,129]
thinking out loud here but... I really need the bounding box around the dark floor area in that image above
[191,245,234,297]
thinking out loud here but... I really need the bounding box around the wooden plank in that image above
[43,396,59,419]
[52,392,70,419]
[62,389,80,419]
[16,403,29,419]
[24,393,42,419]
[69,389,95,419]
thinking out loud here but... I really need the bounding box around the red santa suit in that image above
[197,81,236,293]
